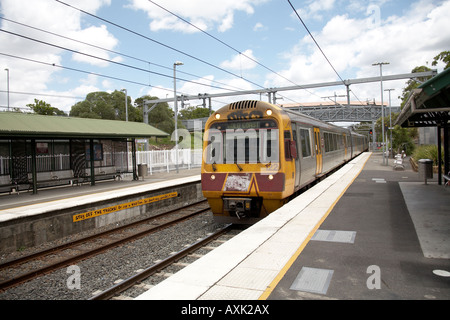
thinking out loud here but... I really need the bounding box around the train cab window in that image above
[206,120,279,164]
[299,129,312,158]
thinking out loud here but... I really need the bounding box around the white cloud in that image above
[220,50,258,71]
[0,0,117,112]
[294,0,336,21]
[253,22,265,32]
[129,0,266,33]
[69,25,120,66]
[267,0,450,107]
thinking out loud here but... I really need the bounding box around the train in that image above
[201,100,368,224]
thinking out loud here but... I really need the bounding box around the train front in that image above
[201,100,293,224]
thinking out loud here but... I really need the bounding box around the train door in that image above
[343,133,348,159]
[313,128,322,175]
[291,124,301,188]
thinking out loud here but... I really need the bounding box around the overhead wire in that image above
[287,0,344,84]
[146,0,317,105]
[0,51,173,94]
[0,28,242,93]
[0,16,247,93]
[0,90,85,100]
[54,0,267,91]
[287,0,365,106]
[2,1,367,110]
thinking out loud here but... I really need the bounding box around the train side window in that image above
[284,130,291,160]
[299,129,311,158]
[324,132,330,153]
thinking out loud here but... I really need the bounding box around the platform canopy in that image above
[396,68,450,128]
[395,68,450,185]
[0,112,169,138]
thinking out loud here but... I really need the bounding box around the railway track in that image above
[0,200,210,292]
[90,223,234,300]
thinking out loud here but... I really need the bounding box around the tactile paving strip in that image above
[290,267,334,295]
[311,229,356,243]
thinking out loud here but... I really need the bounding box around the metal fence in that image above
[0,149,203,177]
[134,149,202,174]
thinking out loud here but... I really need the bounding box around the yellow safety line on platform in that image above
[258,153,371,300]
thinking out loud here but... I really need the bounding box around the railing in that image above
[134,149,203,174]
[0,149,203,177]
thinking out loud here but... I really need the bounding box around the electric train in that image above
[201,100,368,224]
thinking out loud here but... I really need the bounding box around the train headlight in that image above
[266,109,273,116]
[268,174,274,180]
[215,113,221,120]
[210,174,216,180]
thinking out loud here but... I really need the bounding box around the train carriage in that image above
[201,100,367,224]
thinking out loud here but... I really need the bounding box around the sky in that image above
[0,0,449,115]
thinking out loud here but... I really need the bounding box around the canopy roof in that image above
[395,68,450,128]
[0,112,169,139]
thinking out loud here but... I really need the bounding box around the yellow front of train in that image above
[201,100,296,224]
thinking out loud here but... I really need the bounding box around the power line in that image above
[287,0,367,107]
[0,16,247,93]
[287,0,344,84]
[54,0,266,91]
[0,28,241,93]
[146,0,319,105]
[0,51,173,93]
[0,90,85,100]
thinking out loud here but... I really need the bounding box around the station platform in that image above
[0,168,201,253]
[0,168,200,213]
[136,152,450,300]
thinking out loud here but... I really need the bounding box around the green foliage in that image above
[374,112,416,154]
[432,51,450,70]
[179,106,211,119]
[69,90,141,122]
[399,65,433,108]
[27,99,66,116]
[135,95,176,134]
[412,145,443,166]
[400,50,449,109]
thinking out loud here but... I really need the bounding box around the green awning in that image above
[0,112,169,138]
[395,68,450,128]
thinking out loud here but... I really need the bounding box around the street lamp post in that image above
[372,62,389,165]
[4,68,9,111]
[121,88,128,121]
[385,88,394,157]
[173,61,183,174]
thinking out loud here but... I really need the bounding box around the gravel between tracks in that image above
[0,211,222,300]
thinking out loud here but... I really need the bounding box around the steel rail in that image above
[0,202,210,291]
[0,199,207,270]
[90,223,233,300]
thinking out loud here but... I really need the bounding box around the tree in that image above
[179,106,211,120]
[69,90,141,122]
[399,65,433,108]
[134,95,185,134]
[432,50,450,70]
[27,99,66,116]
[374,112,416,154]
[393,50,449,153]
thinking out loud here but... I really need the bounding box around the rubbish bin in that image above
[138,163,148,180]
[418,159,433,184]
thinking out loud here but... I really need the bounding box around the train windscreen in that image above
[205,120,279,165]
